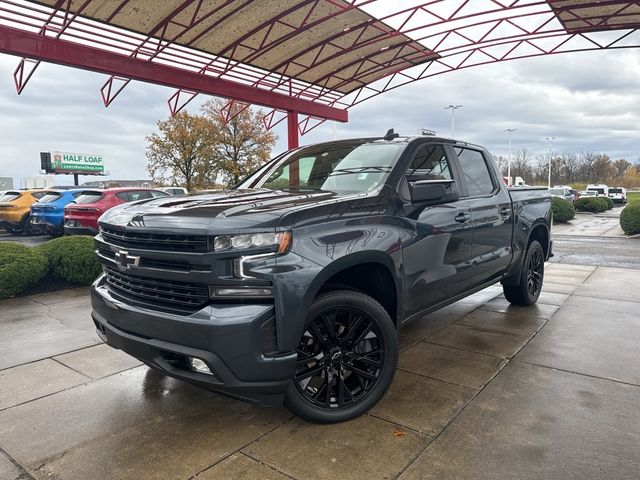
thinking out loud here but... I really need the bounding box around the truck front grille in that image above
[104,266,209,311]
[101,226,208,252]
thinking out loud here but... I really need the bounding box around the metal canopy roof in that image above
[0,0,639,140]
[550,1,640,33]
[32,0,438,95]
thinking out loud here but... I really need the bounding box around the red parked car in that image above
[64,188,169,235]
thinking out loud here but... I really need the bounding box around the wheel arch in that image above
[306,251,402,327]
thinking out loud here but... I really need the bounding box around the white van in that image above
[586,184,609,196]
[607,187,627,204]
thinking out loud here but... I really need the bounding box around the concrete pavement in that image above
[1,262,639,480]
[551,206,625,238]
[550,207,640,269]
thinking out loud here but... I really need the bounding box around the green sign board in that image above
[52,151,104,174]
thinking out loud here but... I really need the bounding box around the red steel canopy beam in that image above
[0,24,348,123]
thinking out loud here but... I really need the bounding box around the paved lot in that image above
[551,206,626,238]
[550,207,640,269]
[1,260,639,480]
[0,231,50,247]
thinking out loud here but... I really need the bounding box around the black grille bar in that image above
[101,226,208,252]
[104,266,209,311]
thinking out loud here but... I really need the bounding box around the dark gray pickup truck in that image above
[91,132,552,423]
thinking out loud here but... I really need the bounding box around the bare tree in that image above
[511,149,534,183]
[613,158,631,178]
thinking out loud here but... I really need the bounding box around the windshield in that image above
[609,188,623,193]
[240,142,404,194]
[0,192,20,202]
[37,192,62,203]
[73,192,103,204]
[549,188,565,196]
[588,188,605,194]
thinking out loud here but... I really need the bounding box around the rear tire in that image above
[503,240,544,306]
[21,215,32,236]
[285,290,398,423]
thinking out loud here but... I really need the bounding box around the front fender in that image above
[271,249,403,351]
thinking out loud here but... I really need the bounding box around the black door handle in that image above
[455,213,470,223]
[500,207,511,216]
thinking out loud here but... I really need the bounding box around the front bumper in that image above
[91,276,297,405]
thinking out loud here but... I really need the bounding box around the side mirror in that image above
[410,180,459,204]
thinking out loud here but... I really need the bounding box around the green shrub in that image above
[602,196,614,210]
[38,236,101,285]
[620,203,640,235]
[0,242,48,299]
[575,197,608,213]
[552,197,575,222]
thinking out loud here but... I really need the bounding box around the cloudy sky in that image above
[0,46,638,187]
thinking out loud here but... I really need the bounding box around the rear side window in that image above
[38,192,62,203]
[0,192,21,202]
[455,148,495,197]
[150,190,170,198]
[31,192,47,199]
[116,190,151,202]
[609,188,623,193]
[74,192,104,204]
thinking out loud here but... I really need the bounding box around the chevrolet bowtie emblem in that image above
[114,250,140,270]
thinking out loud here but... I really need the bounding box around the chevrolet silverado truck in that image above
[91,132,552,423]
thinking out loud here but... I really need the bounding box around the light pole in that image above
[505,128,517,185]
[545,136,556,188]
[444,104,463,137]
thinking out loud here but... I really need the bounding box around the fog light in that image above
[210,286,273,298]
[189,357,212,375]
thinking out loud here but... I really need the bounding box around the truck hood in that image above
[99,188,342,233]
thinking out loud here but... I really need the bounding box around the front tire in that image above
[503,240,544,306]
[285,290,398,423]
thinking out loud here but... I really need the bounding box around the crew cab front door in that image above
[399,142,473,317]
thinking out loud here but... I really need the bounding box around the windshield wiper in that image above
[328,166,392,176]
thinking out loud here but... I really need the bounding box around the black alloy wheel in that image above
[285,290,397,423]
[503,239,544,306]
[527,247,543,297]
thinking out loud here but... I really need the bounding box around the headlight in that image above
[212,231,291,253]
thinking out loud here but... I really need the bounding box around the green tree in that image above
[201,99,277,186]
[146,112,217,191]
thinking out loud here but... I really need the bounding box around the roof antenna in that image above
[384,128,399,141]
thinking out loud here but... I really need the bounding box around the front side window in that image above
[242,142,405,195]
[406,144,452,181]
[455,147,495,197]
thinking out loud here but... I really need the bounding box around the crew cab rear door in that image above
[399,141,473,316]
[451,146,513,286]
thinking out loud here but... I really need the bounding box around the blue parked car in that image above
[30,188,90,236]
